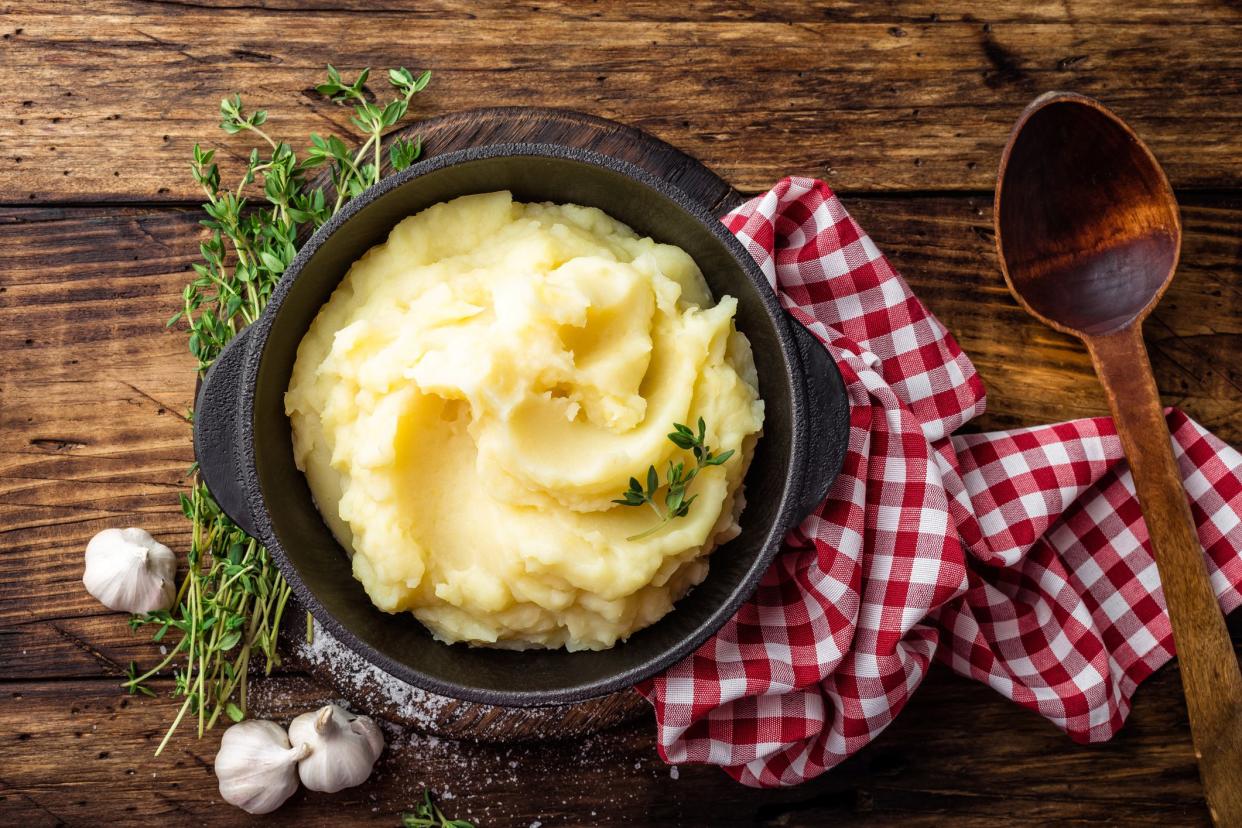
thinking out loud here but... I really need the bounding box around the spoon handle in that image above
[1088,324,1242,826]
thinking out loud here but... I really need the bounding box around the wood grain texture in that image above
[1,651,1232,827]
[3,3,1242,817]
[40,0,1238,23]
[4,194,1240,680]
[2,189,1240,823]
[2,0,1241,201]
[996,93,1242,825]
[1091,327,1242,828]
[283,619,651,743]
[309,107,743,216]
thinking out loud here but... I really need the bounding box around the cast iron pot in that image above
[194,143,850,707]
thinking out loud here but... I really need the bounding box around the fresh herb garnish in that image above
[613,417,735,541]
[124,488,293,754]
[126,65,431,754]
[401,789,475,828]
[310,64,431,210]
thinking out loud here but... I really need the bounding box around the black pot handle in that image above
[193,326,260,537]
[788,313,850,521]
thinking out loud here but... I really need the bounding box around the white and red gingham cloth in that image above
[636,177,1242,787]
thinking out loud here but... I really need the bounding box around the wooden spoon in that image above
[995,91,1242,825]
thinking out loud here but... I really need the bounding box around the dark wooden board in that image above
[4,2,1242,818]
[385,107,743,215]
[2,641,1233,826]
[282,618,650,742]
[4,0,1242,202]
[3,189,1240,824]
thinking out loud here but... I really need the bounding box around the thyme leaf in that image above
[613,417,735,541]
[129,66,431,755]
[401,789,475,827]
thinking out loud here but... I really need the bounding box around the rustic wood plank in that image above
[1,189,1237,821]
[0,661,1217,826]
[848,194,1242,436]
[3,3,1241,200]
[4,2,1241,821]
[3,193,1240,681]
[65,0,1242,24]
[0,207,199,681]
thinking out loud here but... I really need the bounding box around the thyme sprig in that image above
[127,65,431,755]
[312,64,430,209]
[401,790,475,828]
[613,418,735,541]
[124,487,292,755]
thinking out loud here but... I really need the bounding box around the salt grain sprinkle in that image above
[296,618,453,730]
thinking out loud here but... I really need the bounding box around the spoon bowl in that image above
[996,91,1180,335]
[995,92,1242,827]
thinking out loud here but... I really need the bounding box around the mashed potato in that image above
[285,192,764,650]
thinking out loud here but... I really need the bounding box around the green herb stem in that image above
[129,65,431,755]
[401,789,475,828]
[613,417,736,541]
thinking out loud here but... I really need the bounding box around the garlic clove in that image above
[288,703,385,793]
[82,527,177,614]
[214,719,310,815]
[351,713,385,761]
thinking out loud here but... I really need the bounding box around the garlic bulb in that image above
[82,527,177,613]
[288,703,384,793]
[215,719,310,814]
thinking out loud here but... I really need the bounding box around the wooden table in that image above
[3,2,1241,825]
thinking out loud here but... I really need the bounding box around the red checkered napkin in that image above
[636,177,1242,787]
